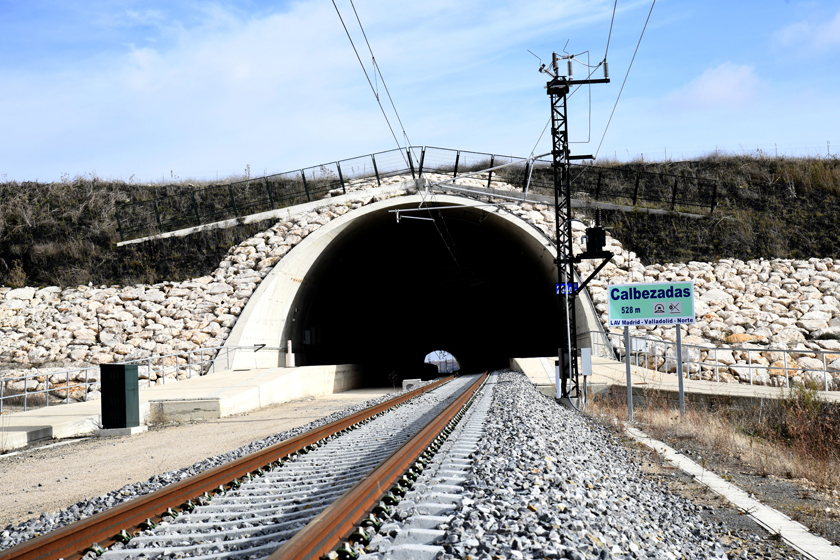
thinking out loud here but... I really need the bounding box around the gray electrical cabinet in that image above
[100,364,140,429]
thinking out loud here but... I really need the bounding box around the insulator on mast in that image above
[604,61,609,79]
[567,59,573,77]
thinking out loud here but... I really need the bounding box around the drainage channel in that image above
[94,375,482,560]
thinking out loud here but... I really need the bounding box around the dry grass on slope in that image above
[587,386,840,543]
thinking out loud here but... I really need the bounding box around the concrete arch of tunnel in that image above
[224,194,602,384]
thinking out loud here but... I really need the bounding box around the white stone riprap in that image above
[478,199,840,390]
[0,187,413,401]
[576,243,840,389]
[2,174,840,399]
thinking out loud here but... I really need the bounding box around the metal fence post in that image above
[671,176,679,211]
[487,154,495,188]
[653,342,658,372]
[595,171,603,201]
[227,185,239,216]
[824,352,829,391]
[710,179,719,214]
[371,154,381,186]
[523,161,531,192]
[336,162,346,194]
[453,150,460,178]
[300,171,311,202]
[152,199,163,232]
[115,207,125,242]
[632,174,640,206]
[407,149,416,179]
[264,177,275,208]
[749,350,753,385]
[784,351,789,388]
[634,337,638,367]
[191,191,201,225]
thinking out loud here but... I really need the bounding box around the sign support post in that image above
[624,326,633,423]
[676,324,685,417]
[607,281,696,421]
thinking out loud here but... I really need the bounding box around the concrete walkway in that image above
[512,356,840,404]
[0,364,362,452]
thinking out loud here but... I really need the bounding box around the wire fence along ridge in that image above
[114,146,724,242]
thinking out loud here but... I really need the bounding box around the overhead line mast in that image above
[540,51,613,404]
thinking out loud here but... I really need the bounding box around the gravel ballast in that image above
[1,372,813,558]
[433,371,805,560]
[0,382,436,552]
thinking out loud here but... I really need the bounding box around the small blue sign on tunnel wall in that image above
[556,282,578,295]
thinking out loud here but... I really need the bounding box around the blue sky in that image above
[1,0,838,182]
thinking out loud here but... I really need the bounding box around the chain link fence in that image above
[116,146,724,242]
[116,147,418,241]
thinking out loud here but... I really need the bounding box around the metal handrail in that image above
[0,345,280,414]
[115,146,719,241]
[581,329,839,391]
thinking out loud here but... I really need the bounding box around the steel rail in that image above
[270,371,488,560]
[0,376,454,560]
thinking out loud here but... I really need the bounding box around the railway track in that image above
[0,372,488,560]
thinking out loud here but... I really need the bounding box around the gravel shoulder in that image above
[0,387,394,528]
[621,438,809,558]
[438,371,808,560]
[646,435,840,547]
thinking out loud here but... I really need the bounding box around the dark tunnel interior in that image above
[288,203,563,384]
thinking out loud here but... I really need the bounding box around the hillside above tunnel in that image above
[1,153,839,288]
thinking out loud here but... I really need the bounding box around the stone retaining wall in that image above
[2,174,839,400]
[0,184,414,402]
[578,245,840,388]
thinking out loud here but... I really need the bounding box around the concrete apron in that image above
[626,426,840,560]
[516,355,840,408]
[0,364,363,452]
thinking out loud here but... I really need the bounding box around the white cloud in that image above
[662,63,761,113]
[0,0,642,181]
[774,8,840,51]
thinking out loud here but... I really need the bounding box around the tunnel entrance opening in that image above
[288,201,564,385]
[424,350,460,375]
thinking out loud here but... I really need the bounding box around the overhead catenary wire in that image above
[570,51,592,144]
[604,0,618,60]
[348,0,418,162]
[595,0,656,159]
[331,0,408,165]
[344,0,456,265]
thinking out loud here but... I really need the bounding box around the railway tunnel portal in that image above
[224,193,599,384]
